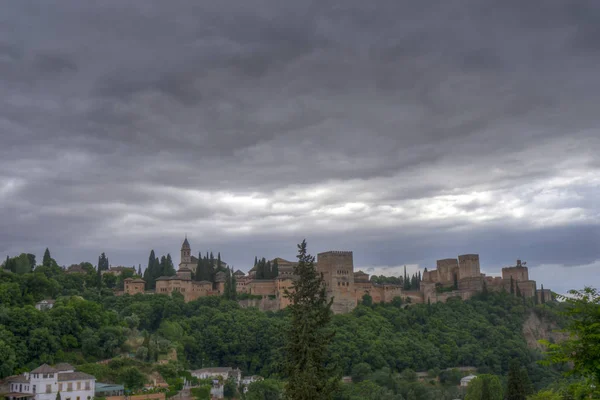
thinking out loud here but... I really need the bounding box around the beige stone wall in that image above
[436,258,459,285]
[537,288,552,303]
[124,282,145,295]
[502,266,529,282]
[249,280,277,296]
[422,269,439,283]
[404,291,425,304]
[276,278,294,309]
[517,280,537,298]
[458,276,483,292]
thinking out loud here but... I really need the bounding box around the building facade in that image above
[6,364,95,400]
[153,237,552,314]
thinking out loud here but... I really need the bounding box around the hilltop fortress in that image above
[123,238,552,314]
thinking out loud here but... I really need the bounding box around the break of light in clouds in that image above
[1,0,599,294]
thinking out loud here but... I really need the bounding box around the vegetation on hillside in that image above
[1,247,597,400]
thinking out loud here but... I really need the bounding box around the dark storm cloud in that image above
[1,0,599,293]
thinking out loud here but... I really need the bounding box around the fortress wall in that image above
[381,285,403,303]
[238,297,280,312]
[421,282,437,303]
[502,266,529,282]
[517,280,537,298]
[404,291,425,304]
[458,276,484,292]
[249,280,277,296]
[436,258,459,284]
[422,269,439,283]
[537,288,553,303]
[458,254,481,279]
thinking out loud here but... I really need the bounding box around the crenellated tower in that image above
[317,251,357,314]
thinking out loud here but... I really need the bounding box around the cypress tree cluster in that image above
[370,267,421,290]
[506,359,532,399]
[223,267,237,300]
[143,250,176,289]
[195,251,227,282]
[253,257,279,279]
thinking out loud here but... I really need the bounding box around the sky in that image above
[1,1,599,294]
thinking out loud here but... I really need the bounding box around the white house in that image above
[190,368,241,384]
[35,300,55,311]
[460,375,477,387]
[7,364,95,400]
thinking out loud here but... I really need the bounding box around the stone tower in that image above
[316,251,357,314]
[181,236,191,265]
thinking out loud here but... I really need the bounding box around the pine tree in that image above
[284,240,337,399]
[43,248,52,267]
[56,392,61,400]
[506,359,527,400]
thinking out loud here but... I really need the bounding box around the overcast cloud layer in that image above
[1,0,599,294]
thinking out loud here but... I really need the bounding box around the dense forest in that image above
[0,249,596,399]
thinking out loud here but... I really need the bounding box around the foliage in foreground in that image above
[284,240,338,399]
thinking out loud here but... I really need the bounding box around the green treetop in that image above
[284,239,338,400]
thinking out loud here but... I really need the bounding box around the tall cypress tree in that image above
[230,267,237,300]
[506,359,527,400]
[284,240,337,399]
[217,252,222,270]
[266,260,272,279]
[43,248,52,267]
[224,268,232,299]
[144,250,156,289]
[272,259,279,278]
[541,285,546,304]
[165,254,175,276]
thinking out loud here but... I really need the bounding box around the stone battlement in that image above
[318,251,353,257]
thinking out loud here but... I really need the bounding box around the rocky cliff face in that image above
[522,310,568,350]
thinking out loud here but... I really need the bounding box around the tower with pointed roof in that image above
[181,236,191,265]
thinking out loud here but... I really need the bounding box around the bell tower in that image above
[181,236,191,265]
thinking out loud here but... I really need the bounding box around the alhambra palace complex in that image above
[123,238,553,314]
